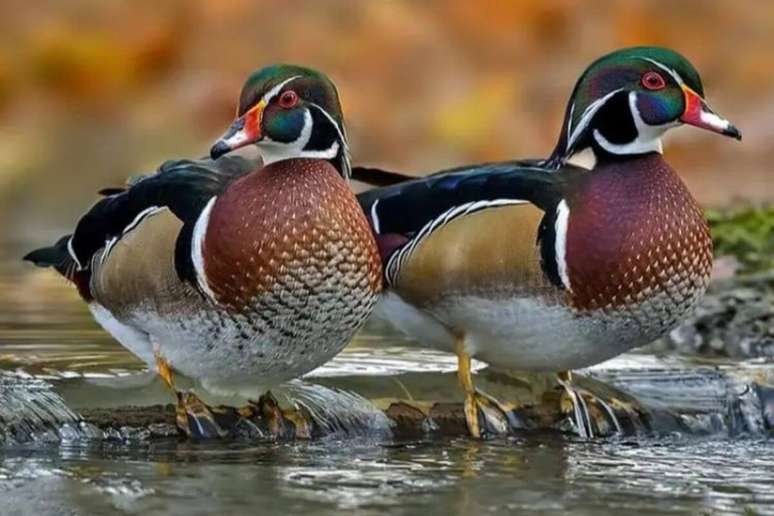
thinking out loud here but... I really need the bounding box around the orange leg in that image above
[155,351,176,392]
[455,337,512,438]
[154,350,227,439]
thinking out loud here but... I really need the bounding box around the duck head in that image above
[210,64,350,177]
[549,47,741,166]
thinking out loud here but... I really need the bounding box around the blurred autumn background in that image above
[0,0,772,242]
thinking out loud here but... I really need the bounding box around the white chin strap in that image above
[258,108,341,165]
[592,92,676,156]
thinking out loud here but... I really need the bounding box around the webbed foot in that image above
[176,391,233,439]
[241,391,317,440]
[557,371,623,439]
[456,342,524,438]
[464,389,523,438]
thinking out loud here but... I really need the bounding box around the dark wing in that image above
[356,160,585,288]
[350,158,549,190]
[357,160,574,238]
[350,166,417,187]
[97,187,126,196]
[23,155,255,291]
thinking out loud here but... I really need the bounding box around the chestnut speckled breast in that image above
[564,153,713,327]
[201,158,382,314]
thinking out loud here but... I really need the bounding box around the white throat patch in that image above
[258,108,342,166]
[565,147,597,170]
[592,91,674,156]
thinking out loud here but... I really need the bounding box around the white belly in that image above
[375,291,672,372]
[89,303,153,364]
[148,309,362,396]
[89,301,363,397]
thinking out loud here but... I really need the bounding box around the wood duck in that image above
[356,47,741,438]
[25,65,383,438]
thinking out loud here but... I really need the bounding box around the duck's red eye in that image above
[278,90,299,109]
[641,71,666,91]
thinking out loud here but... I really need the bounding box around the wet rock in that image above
[3,365,773,445]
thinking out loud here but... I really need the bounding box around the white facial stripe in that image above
[567,58,696,160]
[592,91,672,155]
[256,84,350,172]
[593,129,662,155]
[636,58,735,135]
[554,200,571,291]
[309,102,351,177]
[261,75,302,104]
[296,141,340,160]
[566,88,624,153]
[640,57,685,86]
[309,103,348,147]
[259,109,340,165]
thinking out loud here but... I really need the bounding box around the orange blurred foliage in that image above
[0,0,771,234]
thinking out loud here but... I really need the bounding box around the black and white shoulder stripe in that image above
[24,155,255,291]
[357,160,565,239]
[355,160,586,290]
[385,198,528,285]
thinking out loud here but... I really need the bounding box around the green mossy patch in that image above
[708,205,774,274]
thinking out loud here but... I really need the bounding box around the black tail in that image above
[23,235,75,276]
[24,235,93,300]
[350,166,416,188]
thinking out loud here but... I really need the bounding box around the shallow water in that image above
[3,436,773,516]
[2,239,773,515]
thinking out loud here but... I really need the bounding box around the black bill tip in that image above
[210,141,232,160]
[725,123,742,141]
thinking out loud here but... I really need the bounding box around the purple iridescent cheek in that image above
[636,94,681,125]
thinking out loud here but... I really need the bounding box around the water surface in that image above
[1,239,773,515]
